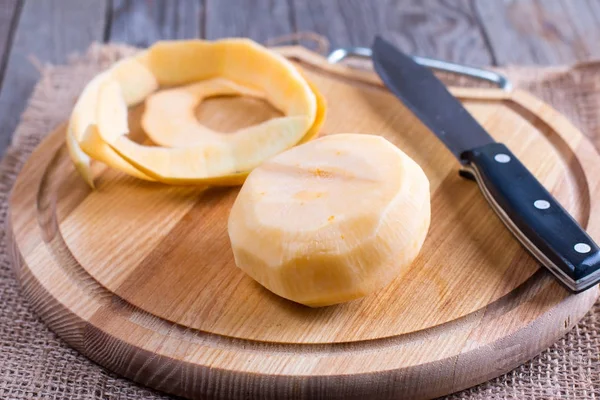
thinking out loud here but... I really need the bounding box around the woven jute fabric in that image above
[1,44,599,400]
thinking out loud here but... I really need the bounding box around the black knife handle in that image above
[460,142,600,292]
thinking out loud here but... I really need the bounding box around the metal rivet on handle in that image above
[534,200,550,210]
[494,154,511,163]
[574,243,592,254]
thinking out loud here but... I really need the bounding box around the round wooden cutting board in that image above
[7,47,600,399]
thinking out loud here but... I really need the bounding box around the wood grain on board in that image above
[8,48,600,399]
[475,0,600,65]
[0,0,106,157]
[109,0,203,47]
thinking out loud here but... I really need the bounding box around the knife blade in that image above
[372,35,600,293]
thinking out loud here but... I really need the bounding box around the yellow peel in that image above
[147,39,316,120]
[142,77,326,151]
[109,115,309,184]
[69,39,323,187]
[110,52,159,106]
[79,125,154,181]
[67,53,158,186]
[80,79,153,181]
[67,73,110,187]
[118,81,326,186]
[96,80,130,142]
[66,124,95,188]
[142,78,267,147]
[297,80,326,144]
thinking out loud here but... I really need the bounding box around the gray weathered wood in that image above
[291,0,493,65]
[205,0,294,43]
[0,0,106,156]
[109,0,203,46]
[474,0,600,65]
[0,0,21,92]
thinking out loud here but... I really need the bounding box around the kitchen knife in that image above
[371,35,600,293]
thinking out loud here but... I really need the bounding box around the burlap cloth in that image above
[1,43,600,400]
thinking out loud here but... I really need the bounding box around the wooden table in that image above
[1,0,600,159]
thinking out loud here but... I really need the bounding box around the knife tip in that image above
[372,35,398,59]
[372,35,386,49]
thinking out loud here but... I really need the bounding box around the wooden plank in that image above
[291,0,493,65]
[204,0,294,43]
[474,0,600,65]
[0,0,107,157]
[0,0,21,92]
[109,0,203,46]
